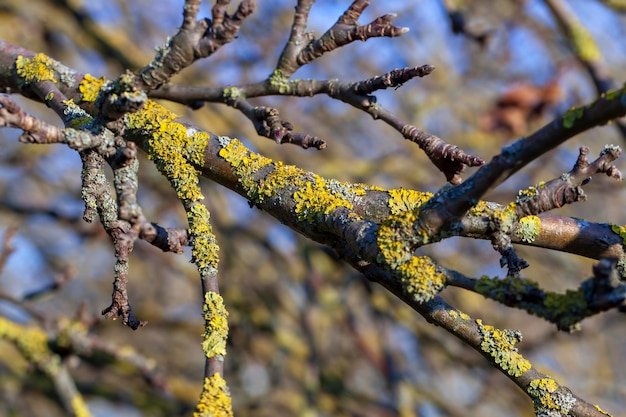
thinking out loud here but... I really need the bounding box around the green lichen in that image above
[543,290,588,331]
[516,215,541,243]
[387,188,433,214]
[611,224,626,245]
[201,291,229,359]
[79,74,107,102]
[15,53,57,84]
[563,106,585,128]
[477,319,531,377]
[605,84,626,101]
[398,256,447,303]
[194,373,234,417]
[269,69,291,94]
[475,275,590,331]
[527,377,576,416]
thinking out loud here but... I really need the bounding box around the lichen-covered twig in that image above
[448,258,626,332]
[484,145,622,276]
[336,248,611,417]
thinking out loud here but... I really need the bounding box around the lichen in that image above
[63,99,93,129]
[476,319,531,377]
[491,202,517,231]
[475,275,589,331]
[515,182,544,205]
[218,138,368,221]
[527,377,576,416]
[125,100,218,279]
[269,69,291,94]
[387,188,433,215]
[222,86,241,99]
[543,290,588,331]
[376,210,419,268]
[194,373,234,417]
[398,256,446,303]
[293,177,353,222]
[79,74,107,103]
[201,291,229,359]
[563,106,585,128]
[125,100,207,202]
[516,215,541,243]
[15,53,57,84]
[188,203,220,275]
[611,224,626,245]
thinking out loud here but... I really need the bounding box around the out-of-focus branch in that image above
[49,0,141,70]
[544,0,626,141]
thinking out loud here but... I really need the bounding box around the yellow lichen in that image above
[376,210,419,268]
[219,138,365,221]
[194,373,234,417]
[15,53,57,84]
[398,256,446,303]
[516,215,541,243]
[188,204,220,274]
[293,177,353,222]
[491,202,517,230]
[477,320,531,377]
[201,291,229,358]
[125,100,219,279]
[387,188,433,215]
[79,74,106,102]
[527,377,576,414]
[125,100,206,202]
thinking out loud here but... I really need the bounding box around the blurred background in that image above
[0,0,626,416]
